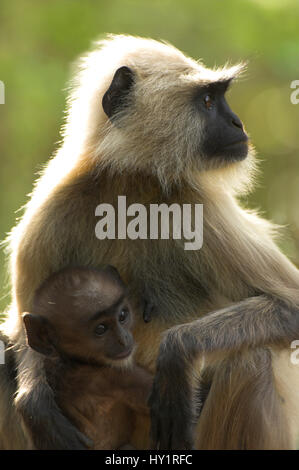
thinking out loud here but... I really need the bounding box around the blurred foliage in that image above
[0,0,298,314]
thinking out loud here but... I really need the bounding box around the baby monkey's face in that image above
[56,272,135,367]
[23,266,136,368]
[89,298,134,364]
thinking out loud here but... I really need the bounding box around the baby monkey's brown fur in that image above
[22,266,152,450]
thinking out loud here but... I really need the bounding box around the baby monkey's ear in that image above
[22,313,55,356]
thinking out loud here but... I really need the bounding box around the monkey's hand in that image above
[16,384,93,450]
[148,328,197,450]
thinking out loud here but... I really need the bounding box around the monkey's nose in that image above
[118,334,128,347]
[232,115,244,130]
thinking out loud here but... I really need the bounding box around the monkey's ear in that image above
[102,66,135,119]
[22,313,55,356]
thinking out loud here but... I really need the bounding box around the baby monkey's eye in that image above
[94,324,107,336]
[119,309,129,323]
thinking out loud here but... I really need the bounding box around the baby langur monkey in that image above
[22,266,153,450]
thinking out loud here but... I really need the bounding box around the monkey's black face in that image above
[102,65,250,182]
[195,80,248,163]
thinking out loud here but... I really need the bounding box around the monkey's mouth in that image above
[111,348,133,360]
[224,137,248,147]
[222,137,249,160]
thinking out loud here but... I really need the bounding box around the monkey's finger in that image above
[149,419,160,449]
[171,421,195,450]
[52,425,93,450]
[51,412,94,449]
[76,430,94,449]
[149,409,160,449]
[158,410,173,450]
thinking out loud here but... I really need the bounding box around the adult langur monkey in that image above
[1,34,299,450]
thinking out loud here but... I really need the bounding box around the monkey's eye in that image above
[204,94,213,110]
[94,324,107,336]
[119,309,129,323]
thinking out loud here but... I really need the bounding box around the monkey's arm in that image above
[15,348,93,450]
[149,199,299,450]
[0,331,32,449]
[149,294,299,449]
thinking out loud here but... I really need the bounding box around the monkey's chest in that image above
[83,398,135,450]
[55,370,136,450]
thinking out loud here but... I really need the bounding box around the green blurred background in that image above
[0,0,298,314]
